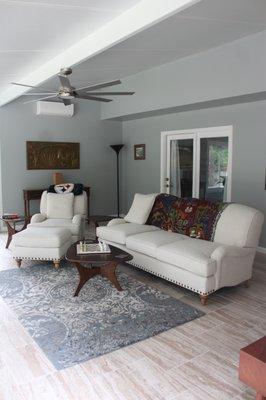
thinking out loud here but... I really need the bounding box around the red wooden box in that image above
[239,336,266,400]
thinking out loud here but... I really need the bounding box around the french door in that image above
[161,126,232,202]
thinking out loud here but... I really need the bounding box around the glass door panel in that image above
[199,137,229,202]
[167,138,194,197]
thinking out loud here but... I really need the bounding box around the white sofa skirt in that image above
[103,239,255,296]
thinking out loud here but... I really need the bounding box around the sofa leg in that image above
[199,294,208,306]
[53,260,60,269]
[16,259,22,268]
[244,279,251,288]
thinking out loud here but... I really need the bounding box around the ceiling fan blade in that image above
[11,82,55,92]
[82,91,135,96]
[22,92,58,96]
[76,79,121,92]
[58,74,71,89]
[62,99,72,106]
[77,94,112,102]
[23,95,58,104]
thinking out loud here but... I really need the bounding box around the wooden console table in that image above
[23,187,90,218]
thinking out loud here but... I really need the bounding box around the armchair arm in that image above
[107,218,127,227]
[72,214,83,225]
[30,213,47,223]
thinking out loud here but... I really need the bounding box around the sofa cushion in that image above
[97,223,159,245]
[126,230,188,258]
[30,219,80,235]
[125,193,157,224]
[156,239,220,277]
[46,193,74,219]
[13,227,71,248]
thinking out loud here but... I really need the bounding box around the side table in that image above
[239,336,266,400]
[0,216,29,249]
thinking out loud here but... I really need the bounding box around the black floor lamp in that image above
[110,144,124,217]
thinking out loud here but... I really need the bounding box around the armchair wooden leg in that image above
[16,259,22,268]
[199,294,208,306]
[53,260,60,269]
[244,279,251,288]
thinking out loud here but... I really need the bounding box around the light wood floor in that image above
[0,231,265,400]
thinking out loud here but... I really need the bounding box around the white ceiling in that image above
[1,0,266,104]
[0,0,141,93]
[58,0,266,88]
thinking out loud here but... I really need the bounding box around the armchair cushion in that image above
[46,193,74,219]
[30,218,80,235]
[31,213,47,223]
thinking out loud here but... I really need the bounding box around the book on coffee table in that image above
[77,243,111,254]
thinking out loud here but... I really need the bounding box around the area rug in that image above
[0,263,204,370]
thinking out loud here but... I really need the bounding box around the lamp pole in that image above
[110,144,124,217]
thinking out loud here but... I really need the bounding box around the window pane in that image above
[200,137,229,202]
[170,139,193,197]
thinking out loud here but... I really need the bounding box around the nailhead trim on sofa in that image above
[128,260,215,296]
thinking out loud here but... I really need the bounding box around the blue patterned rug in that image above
[0,263,204,369]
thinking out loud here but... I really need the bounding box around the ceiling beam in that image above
[0,0,201,107]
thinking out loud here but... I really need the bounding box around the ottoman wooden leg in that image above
[53,260,60,269]
[16,259,22,268]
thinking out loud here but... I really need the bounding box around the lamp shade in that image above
[110,144,124,154]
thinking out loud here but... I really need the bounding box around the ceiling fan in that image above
[11,67,135,106]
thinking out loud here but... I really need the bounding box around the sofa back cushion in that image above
[46,193,74,219]
[147,194,227,242]
[125,193,157,224]
[213,203,264,247]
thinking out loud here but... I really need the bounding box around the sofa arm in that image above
[211,245,254,260]
[107,218,127,227]
[72,214,82,225]
[211,245,256,290]
[31,213,47,223]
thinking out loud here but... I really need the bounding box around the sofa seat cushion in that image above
[13,227,71,248]
[126,230,188,258]
[97,223,159,245]
[157,239,221,277]
[30,219,80,235]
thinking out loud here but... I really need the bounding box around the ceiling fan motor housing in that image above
[59,67,72,76]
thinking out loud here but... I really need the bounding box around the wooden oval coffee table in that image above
[65,242,133,297]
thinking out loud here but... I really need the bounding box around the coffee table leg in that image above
[73,263,100,297]
[101,261,122,291]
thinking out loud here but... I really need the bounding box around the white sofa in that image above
[30,190,87,242]
[97,202,264,305]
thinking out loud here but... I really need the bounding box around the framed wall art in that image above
[26,141,80,170]
[134,144,145,160]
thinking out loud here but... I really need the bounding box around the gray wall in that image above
[102,30,266,120]
[0,99,122,216]
[121,100,266,246]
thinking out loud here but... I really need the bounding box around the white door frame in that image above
[160,125,233,201]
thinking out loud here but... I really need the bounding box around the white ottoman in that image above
[12,227,72,268]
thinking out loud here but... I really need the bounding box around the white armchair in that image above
[30,190,87,242]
